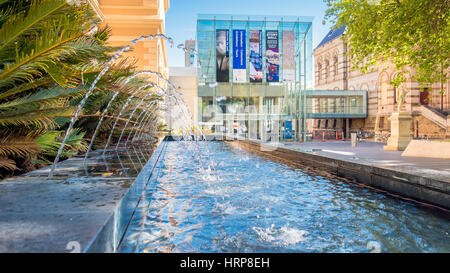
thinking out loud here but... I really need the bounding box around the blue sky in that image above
[165,0,333,67]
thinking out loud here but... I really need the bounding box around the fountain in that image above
[123,106,155,147]
[49,34,174,178]
[101,81,177,154]
[84,70,163,162]
[85,69,183,161]
[114,97,159,150]
[131,106,166,144]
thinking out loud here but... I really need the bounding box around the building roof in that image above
[316,25,346,49]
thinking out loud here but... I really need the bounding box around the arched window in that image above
[325,59,330,80]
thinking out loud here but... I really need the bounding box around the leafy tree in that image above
[324,0,449,93]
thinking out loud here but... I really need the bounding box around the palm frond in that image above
[0,107,76,129]
[0,86,86,111]
[0,76,54,100]
[0,157,18,171]
[0,0,70,57]
[35,130,61,156]
[0,134,41,157]
[0,18,85,88]
[36,129,86,157]
[63,128,87,152]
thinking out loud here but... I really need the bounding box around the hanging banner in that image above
[284,120,293,139]
[266,30,279,82]
[232,29,246,83]
[282,31,295,83]
[216,29,229,82]
[249,30,262,83]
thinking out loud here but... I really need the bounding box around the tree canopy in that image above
[324,0,450,91]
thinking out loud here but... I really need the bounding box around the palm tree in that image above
[0,0,161,177]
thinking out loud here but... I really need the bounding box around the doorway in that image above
[420,88,430,105]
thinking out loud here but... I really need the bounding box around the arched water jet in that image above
[115,98,159,150]
[84,70,166,161]
[85,46,198,161]
[124,107,151,146]
[132,146,144,168]
[102,82,158,156]
[122,82,187,146]
[132,103,167,143]
[133,112,158,143]
[49,34,174,178]
[125,149,139,173]
[102,82,173,154]
[85,68,183,160]
[125,103,161,147]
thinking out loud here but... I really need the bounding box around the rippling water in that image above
[118,141,450,253]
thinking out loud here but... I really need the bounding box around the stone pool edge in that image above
[236,140,450,210]
[83,139,167,253]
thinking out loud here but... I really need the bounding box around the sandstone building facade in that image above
[88,0,170,77]
[313,26,450,139]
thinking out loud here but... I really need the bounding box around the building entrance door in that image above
[420,88,430,105]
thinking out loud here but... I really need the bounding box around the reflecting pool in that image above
[119,141,450,253]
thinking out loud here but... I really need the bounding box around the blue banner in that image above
[284,121,293,139]
[233,29,246,83]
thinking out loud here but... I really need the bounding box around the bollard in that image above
[322,132,325,142]
[336,131,338,140]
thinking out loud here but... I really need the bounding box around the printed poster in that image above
[249,30,262,83]
[282,31,295,83]
[266,30,279,82]
[216,29,229,82]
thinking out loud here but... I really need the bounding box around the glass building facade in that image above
[196,14,366,142]
[196,14,313,141]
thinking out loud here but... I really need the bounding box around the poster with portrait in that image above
[232,29,246,83]
[266,30,279,82]
[282,31,295,83]
[216,29,229,82]
[249,30,262,83]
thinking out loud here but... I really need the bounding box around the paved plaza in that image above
[281,140,450,183]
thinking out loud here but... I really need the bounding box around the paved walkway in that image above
[280,140,450,183]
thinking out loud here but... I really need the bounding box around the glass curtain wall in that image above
[197,14,313,142]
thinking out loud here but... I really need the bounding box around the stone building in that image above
[167,66,198,130]
[313,26,450,139]
[88,0,170,77]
